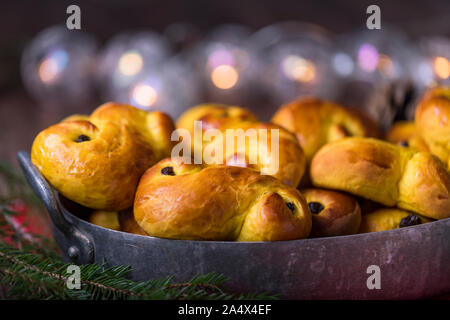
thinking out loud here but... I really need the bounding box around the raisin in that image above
[399,214,422,228]
[400,140,409,147]
[161,166,175,176]
[308,202,324,214]
[286,202,295,213]
[75,134,90,143]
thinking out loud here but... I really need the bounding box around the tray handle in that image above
[17,151,94,264]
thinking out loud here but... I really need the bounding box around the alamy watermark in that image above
[366,265,381,289]
[66,5,81,30]
[66,265,81,289]
[366,5,381,30]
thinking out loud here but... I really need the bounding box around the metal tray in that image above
[17,151,450,299]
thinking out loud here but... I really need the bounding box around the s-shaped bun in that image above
[271,97,374,163]
[134,158,312,241]
[310,137,450,220]
[176,103,306,187]
[31,102,175,210]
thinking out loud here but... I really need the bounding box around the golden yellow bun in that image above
[62,114,90,122]
[88,210,120,231]
[415,86,450,167]
[176,104,306,187]
[359,208,432,233]
[271,97,373,163]
[385,121,429,152]
[176,103,258,133]
[118,210,147,236]
[310,137,450,220]
[31,102,176,211]
[206,121,305,187]
[134,158,312,241]
[301,188,361,238]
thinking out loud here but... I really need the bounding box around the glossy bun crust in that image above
[31,102,175,211]
[134,158,312,241]
[176,103,306,187]
[301,188,361,238]
[271,97,373,163]
[415,86,450,167]
[385,121,429,152]
[310,137,450,220]
[359,208,432,233]
[176,103,258,133]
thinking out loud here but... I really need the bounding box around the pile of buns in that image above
[31,86,450,241]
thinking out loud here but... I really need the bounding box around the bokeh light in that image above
[338,27,412,84]
[332,52,354,77]
[211,65,239,89]
[96,31,171,101]
[118,50,144,76]
[434,56,450,79]
[357,44,379,72]
[282,55,316,83]
[410,36,450,88]
[130,82,158,108]
[38,49,69,83]
[250,21,336,105]
[21,26,97,103]
[187,24,257,106]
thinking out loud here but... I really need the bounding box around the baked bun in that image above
[301,188,361,238]
[310,137,450,220]
[176,103,258,133]
[134,158,312,241]
[118,210,147,235]
[176,104,306,187]
[88,211,120,231]
[385,121,429,152]
[415,86,450,167]
[31,102,175,211]
[271,97,372,163]
[89,209,148,235]
[359,208,432,233]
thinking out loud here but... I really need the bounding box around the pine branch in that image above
[0,243,279,300]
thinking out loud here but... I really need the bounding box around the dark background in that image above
[0,0,449,163]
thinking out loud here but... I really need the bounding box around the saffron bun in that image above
[176,104,306,187]
[134,158,312,241]
[88,210,120,231]
[88,210,147,235]
[310,137,450,220]
[385,121,429,152]
[359,208,432,234]
[415,86,450,168]
[118,210,147,235]
[301,188,361,238]
[271,97,375,163]
[176,103,258,134]
[31,102,176,211]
